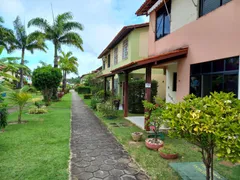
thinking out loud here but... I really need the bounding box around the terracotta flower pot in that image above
[145,138,164,150]
[131,132,143,141]
[159,151,178,159]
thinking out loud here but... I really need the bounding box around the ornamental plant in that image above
[162,92,240,180]
[0,103,8,131]
[143,97,165,143]
[32,65,62,105]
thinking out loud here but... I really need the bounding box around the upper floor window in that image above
[156,0,171,40]
[107,54,111,68]
[199,0,231,17]
[122,39,128,60]
[114,47,118,65]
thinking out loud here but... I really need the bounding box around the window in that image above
[156,0,171,40]
[114,48,118,65]
[122,39,128,60]
[199,0,231,17]
[173,72,177,91]
[190,56,239,97]
[107,54,110,68]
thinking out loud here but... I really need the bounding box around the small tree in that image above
[8,86,32,123]
[143,98,165,142]
[32,65,62,105]
[162,92,240,180]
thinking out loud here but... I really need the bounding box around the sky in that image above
[0,0,148,78]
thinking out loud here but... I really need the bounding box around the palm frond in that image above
[0,16,4,23]
[56,12,73,25]
[59,32,84,51]
[26,31,46,45]
[28,17,51,31]
[63,22,83,33]
[13,16,26,46]
[26,42,47,53]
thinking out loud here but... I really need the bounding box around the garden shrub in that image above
[32,65,62,105]
[76,86,91,94]
[28,107,47,114]
[99,101,118,119]
[91,97,100,110]
[128,80,158,114]
[162,92,240,180]
[0,103,8,131]
[84,94,92,99]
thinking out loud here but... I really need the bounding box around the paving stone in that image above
[85,165,99,173]
[120,175,137,180]
[110,169,124,177]
[94,170,109,179]
[70,91,149,180]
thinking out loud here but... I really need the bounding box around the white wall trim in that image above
[148,0,163,14]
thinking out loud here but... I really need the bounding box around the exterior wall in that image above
[101,26,149,75]
[165,64,177,103]
[171,0,199,32]
[148,0,239,101]
[152,69,166,100]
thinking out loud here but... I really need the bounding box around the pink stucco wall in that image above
[148,0,239,101]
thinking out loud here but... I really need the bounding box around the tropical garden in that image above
[0,12,83,179]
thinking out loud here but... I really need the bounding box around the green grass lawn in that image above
[0,93,72,180]
[79,94,240,180]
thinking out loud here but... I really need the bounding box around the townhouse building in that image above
[133,0,239,102]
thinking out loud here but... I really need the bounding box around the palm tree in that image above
[59,51,78,91]
[7,16,47,89]
[28,12,84,68]
[8,86,32,124]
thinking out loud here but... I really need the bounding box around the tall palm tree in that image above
[28,12,84,68]
[7,16,47,88]
[59,51,78,91]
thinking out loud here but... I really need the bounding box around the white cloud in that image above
[0,0,25,19]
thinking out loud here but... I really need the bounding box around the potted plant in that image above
[143,98,165,150]
[131,132,143,141]
[159,145,178,159]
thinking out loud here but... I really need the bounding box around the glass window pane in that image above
[190,76,201,97]
[202,75,212,96]
[164,14,170,36]
[202,0,221,16]
[222,0,231,5]
[213,59,224,72]
[156,14,164,39]
[224,74,238,97]
[202,62,212,73]
[225,57,239,71]
[212,74,224,93]
[191,64,201,75]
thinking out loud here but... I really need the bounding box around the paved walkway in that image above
[70,92,149,180]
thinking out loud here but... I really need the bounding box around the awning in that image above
[111,47,188,73]
[97,72,115,78]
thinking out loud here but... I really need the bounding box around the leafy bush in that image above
[99,101,118,119]
[32,66,62,105]
[95,90,111,101]
[76,86,91,94]
[129,80,158,114]
[29,107,47,114]
[0,103,8,131]
[84,94,92,99]
[91,97,100,110]
[162,92,240,180]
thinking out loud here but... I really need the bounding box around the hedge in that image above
[128,80,158,114]
[76,86,91,94]
[84,94,92,99]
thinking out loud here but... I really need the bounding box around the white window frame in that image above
[122,39,128,60]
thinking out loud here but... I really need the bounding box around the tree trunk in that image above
[19,48,25,89]
[54,44,58,68]
[62,71,67,92]
[18,107,22,124]
[211,147,214,180]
